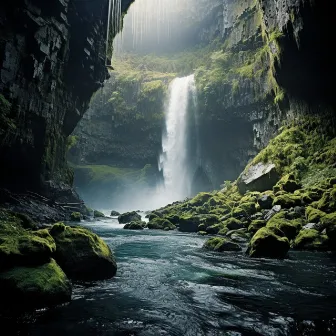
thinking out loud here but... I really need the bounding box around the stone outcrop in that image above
[0,0,134,199]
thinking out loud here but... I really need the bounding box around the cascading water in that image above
[159,74,197,203]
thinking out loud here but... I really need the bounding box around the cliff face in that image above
[0,0,133,199]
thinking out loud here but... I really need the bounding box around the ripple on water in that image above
[2,219,336,335]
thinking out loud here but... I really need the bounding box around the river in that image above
[4,217,336,335]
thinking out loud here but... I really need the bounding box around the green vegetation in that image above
[292,229,328,251]
[118,211,141,224]
[267,212,302,240]
[0,259,72,308]
[147,218,175,230]
[124,221,146,230]
[93,210,105,218]
[49,223,117,280]
[203,237,241,252]
[70,212,81,222]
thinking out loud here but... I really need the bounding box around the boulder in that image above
[70,212,81,222]
[118,211,141,224]
[0,259,72,309]
[247,227,290,259]
[266,212,302,240]
[206,224,221,234]
[292,229,328,251]
[93,210,105,218]
[258,194,274,209]
[124,221,146,230]
[203,237,242,252]
[275,174,301,193]
[237,162,280,194]
[273,193,302,208]
[248,220,266,234]
[110,210,120,217]
[147,218,175,230]
[50,223,117,280]
[223,217,245,230]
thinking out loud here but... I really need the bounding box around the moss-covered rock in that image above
[232,202,256,218]
[147,218,175,230]
[266,212,302,240]
[124,221,146,230]
[292,229,328,251]
[198,231,208,236]
[322,213,336,243]
[0,217,56,270]
[189,192,213,206]
[0,259,71,309]
[93,210,105,218]
[70,212,81,222]
[223,217,245,230]
[257,194,274,209]
[203,237,241,252]
[110,210,120,216]
[311,186,336,213]
[272,193,302,208]
[248,220,266,234]
[118,211,141,224]
[50,223,117,280]
[275,174,301,193]
[247,227,290,259]
[206,224,221,234]
[306,206,327,223]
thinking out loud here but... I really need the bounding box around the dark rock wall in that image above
[0,0,133,197]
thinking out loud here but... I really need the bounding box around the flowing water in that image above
[159,75,197,203]
[5,218,336,336]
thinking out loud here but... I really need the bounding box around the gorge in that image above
[0,0,336,335]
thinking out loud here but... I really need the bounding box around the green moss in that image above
[292,229,328,251]
[275,173,301,193]
[198,231,208,236]
[118,211,141,223]
[70,212,81,222]
[306,206,327,223]
[248,220,266,234]
[93,210,105,218]
[49,223,116,280]
[0,212,55,270]
[223,217,245,230]
[206,224,222,234]
[147,218,175,230]
[66,135,78,151]
[267,212,302,240]
[189,192,213,206]
[203,237,241,252]
[0,259,72,308]
[124,221,146,230]
[311,186,336,213]
[248,227,289,259]
[272,193,302,208]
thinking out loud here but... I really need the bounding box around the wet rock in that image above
[203,237,242,252]
[237,162,280,194]
[50,223,117,280]
[93,210,105,218]
[0,259,72,310]
[118,211,141,224]
[247,227,290,259]
[258,194,274,209]
[248,219,266,234]
[292,229,328,251]
[147,218,175,230]
[124,221,146,230]
[70,212,81,222]
[224,218,245,230]
[110,210,120,217]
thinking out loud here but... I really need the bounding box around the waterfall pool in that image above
[4,217,336,335]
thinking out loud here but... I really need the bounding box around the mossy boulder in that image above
[93,210,105,218]
[203,237,241,252]
[124,221,146,230]
[118,211,141,224]
[189,192,213,206]
[177,216,200,232]
[322,213,336,242]
[272,193,302,208]
[0,259,72,309]
[223,217,245,230]
[198,231,208,236]
[70,212,81,222]
[248,220,266,234]
[311,186,336,213]
[0,220,56,270]
[258,194,274,209]
[206,224,221,234]
[266,212,302,240]
[275,174,301,193]
[292,229,328,251]
[247,227,290,259]
[49,223,117,280]
[306,206,327,223]
[237,162,280,194]
[110,210,120,216]
[147,218,175,230]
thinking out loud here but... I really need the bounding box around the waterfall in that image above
[159,74,197,203]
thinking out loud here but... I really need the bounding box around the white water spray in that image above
[159,74,197,203]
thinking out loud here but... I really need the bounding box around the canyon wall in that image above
[0,0,133,200]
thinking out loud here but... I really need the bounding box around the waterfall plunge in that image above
[159,74,197,203]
